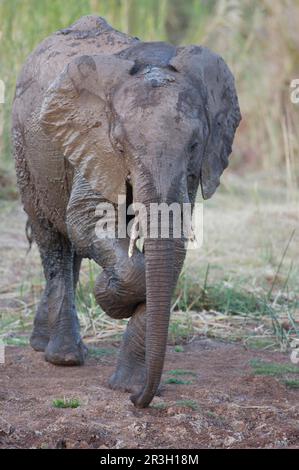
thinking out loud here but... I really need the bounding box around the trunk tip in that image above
[130,389,154,408]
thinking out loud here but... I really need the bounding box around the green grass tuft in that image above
[250,359,299,376]
[168,318,194,344]
[174,345,184,352]
[167,369,196,377]
[3,336,29,346]
[284,379,299,389]
[164,377,193,385]
[151,402,167,410]
[245,337,276,350]
[175,399,198,411]
[89,347,116,358]
[52,398,80,409]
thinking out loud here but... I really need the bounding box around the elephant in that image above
[12,16,241,408]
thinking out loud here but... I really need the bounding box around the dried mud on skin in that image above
[0,338,298,449]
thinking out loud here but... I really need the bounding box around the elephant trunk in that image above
[130,212,175,408]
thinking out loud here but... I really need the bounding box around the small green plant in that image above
[284,379,299,389]
[245,337,276,350]
[174,345,184,352]
[151,402,167,410]
[52,398,80,409]
[176,399,198,411]
[89,347,116,358]
[167,369,196,377]
[3,336,29,346]
[169,317,194,344]
[174,255,299,352]
[175,270,263,317]
[164,377,193,385]
[250,359,299,376]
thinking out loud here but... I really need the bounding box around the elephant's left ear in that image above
[170,46,241,199]
[40,54,134,203]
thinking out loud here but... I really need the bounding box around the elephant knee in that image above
[94,261,145,319]
[66,220,91,257]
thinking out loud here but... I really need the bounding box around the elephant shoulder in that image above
[55,15,139,55]
[14,16,138,119]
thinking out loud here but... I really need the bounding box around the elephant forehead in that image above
[119,103,193,154]
[114,78,181,117]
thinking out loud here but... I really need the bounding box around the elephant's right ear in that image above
[40,55,134,203]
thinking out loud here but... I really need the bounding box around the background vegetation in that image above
[0,0,298,349]
[1,0,299,185]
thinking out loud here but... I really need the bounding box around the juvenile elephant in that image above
[12,16,241,408]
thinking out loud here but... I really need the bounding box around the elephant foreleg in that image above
[109,303,146,393]
[109,239,186,394]
[31,251,82,352]
[30,218,86,366]
[67,172,146,319]
[30,282,51,352]
[94,238,146,319]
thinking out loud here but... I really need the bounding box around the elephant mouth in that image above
[125,179,134,222]
[124,173,195,256]
[125,179,145,256]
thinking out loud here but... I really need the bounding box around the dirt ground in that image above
[0,194,298,449]
[1,338,298,449]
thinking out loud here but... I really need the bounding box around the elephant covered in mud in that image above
[12,16,241,408]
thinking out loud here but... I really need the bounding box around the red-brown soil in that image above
[1,338,298,449]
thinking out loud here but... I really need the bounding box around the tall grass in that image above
[0,0,299,190]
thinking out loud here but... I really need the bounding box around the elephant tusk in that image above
[136,236,145,253]
[188,225,196,243]
[183,209,196,242]
[128,216,139,258]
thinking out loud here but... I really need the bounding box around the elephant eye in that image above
[115,142,124,155]
[190,141,199,153]
[215,112,225,129]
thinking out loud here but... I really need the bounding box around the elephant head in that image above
[40,44,241,407]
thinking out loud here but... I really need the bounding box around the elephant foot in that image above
[45,336,88,366]
[30,331,49,352]
[109,364,163,396]
[109,361,146,394]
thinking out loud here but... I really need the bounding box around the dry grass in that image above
[0,1,298,350]
[0,173,298,350]
[189,0,299,194]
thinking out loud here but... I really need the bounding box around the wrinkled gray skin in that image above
[12,16,241,408]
